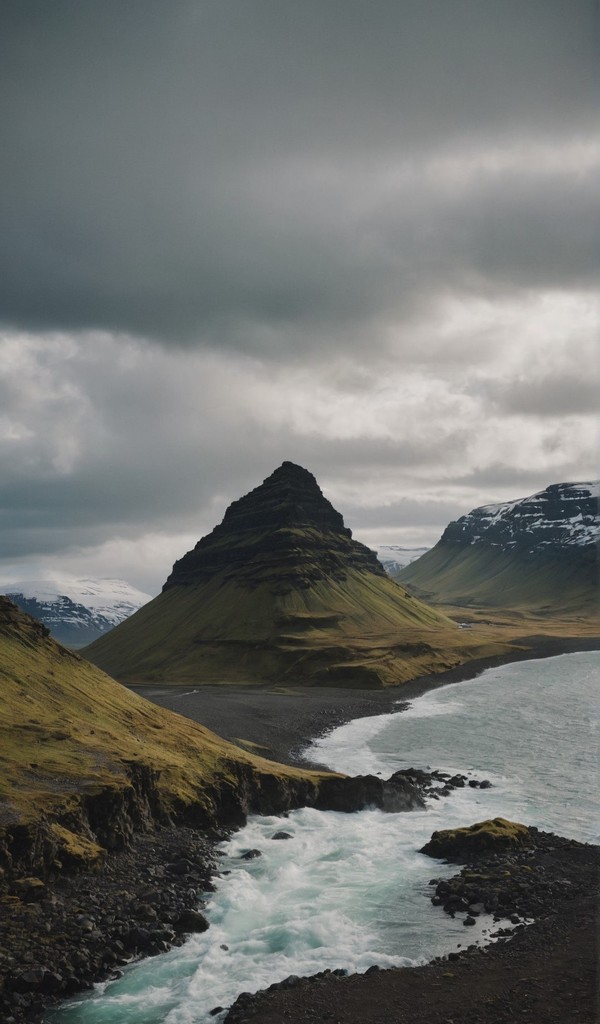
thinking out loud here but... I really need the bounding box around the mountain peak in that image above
[218,461,349,537]
[441,480,599,552]
[164,462,381,591]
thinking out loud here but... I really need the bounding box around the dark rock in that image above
[421,818,532,860]
[271,831,292,840]
[39,971,64,995]
[174,909,209,934]
[240,849,262,861]
[166,859,195,875]
[133,902,158,921]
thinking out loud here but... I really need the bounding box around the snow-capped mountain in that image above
[441,481,598,552]
[397,481,598,614]
[374,545,430,575]
[2,577,152,648]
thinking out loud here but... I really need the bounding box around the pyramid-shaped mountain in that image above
[164,461,385,591]
[86,462,460,687]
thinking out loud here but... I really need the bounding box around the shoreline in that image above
[224,828,600,1024]
[132,634,600,769]
[2,636,598,1023]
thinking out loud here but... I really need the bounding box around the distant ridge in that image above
[2,577,151,647]
[375,545,430,576]
[86,462,460,687]
[396,481,599,614]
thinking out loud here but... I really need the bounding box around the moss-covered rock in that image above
[421,817,532,860]
[49,824,106,870]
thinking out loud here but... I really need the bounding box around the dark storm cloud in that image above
[0,0,598,349]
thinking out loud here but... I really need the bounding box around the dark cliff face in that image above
[164,461,385,590]
[440,481,598,555]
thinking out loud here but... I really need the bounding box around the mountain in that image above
[396,481,599,614]
[86,462,461,687]
[375,545,430,575]
[2,577,152,647]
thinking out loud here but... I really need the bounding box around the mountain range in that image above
[2,577,151,647]
[397,481,598,614]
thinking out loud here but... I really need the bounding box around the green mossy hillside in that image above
[86,462,472,687]
[0,598,325,843]
[85,566,463,686]
[397,537,596,616]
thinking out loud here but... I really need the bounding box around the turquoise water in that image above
[48,651,599,1023]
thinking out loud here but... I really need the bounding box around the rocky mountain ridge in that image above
[440,481,598,553]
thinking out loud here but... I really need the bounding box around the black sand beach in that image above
[132,634,600,768]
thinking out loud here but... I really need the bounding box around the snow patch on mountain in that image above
[445,481,599,552]
[1,577,152,646]
[375,545,430,575]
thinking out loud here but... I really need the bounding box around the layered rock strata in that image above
[164,461,385,591]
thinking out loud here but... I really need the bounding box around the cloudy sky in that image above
[1,0,598,595]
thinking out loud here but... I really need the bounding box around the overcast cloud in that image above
[0,1,598,594]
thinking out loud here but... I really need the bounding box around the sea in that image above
[47,650,599,1024]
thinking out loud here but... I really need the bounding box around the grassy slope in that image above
[85,567,508,686]
[0,602,323,831]
[396,543,597,616]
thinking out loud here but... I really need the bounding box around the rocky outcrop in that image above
[420,817,532,860]
[164,461,385,591]
[423,824,597,935]
[0,762,453,885]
